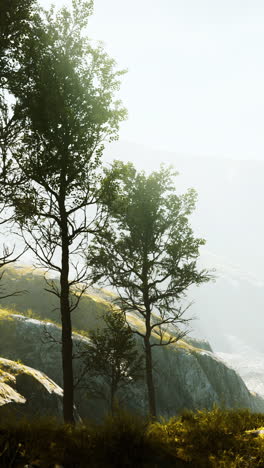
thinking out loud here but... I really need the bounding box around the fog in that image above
[39,0,264,159]
[104,141,264,361]
[12,1,264,382]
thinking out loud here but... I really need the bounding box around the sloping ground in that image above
[0,356,64,421]
[0,265,111,332]
[0,308,263,421]
[2,407,264,468]
[1,265,264,419]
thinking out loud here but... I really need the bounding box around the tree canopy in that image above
[2,0,126,423]
[87,162,211,417]
[84,310,143,414]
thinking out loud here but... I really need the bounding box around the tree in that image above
[83,310,143,414]
[0,0,34,299]
[0,0,36,72]
[5,1,126,423]
[87,162,211,418]
[0,0,37,180]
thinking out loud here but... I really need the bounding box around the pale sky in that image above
[16,1,264,352]
[38,0,264,161]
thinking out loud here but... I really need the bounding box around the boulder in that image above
[0,357,64,421]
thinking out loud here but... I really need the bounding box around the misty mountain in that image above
[217,336,264,398]
[188,255,264,353]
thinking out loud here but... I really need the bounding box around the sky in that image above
[28,0,264,280]
[38,0,264,161]
[14,0,264,352]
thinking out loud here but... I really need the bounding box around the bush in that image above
[149,407,264,467]
[1,408,264,467]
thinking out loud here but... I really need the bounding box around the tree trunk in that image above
[60,211,74,424]
[110,383,116,415]
[144,336,156,418]
[142,261,157,419]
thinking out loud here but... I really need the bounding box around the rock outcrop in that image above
[0,356,64,421]
[182,336,213,352]
[154,344,264,418]
[0,309,263,421]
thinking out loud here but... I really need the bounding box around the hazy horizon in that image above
[38,0,264,162]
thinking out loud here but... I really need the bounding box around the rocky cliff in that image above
[0,308,263,421]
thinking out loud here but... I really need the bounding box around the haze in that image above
[34,0,264,276]
[17,1,264,357]
[39,0,264,160]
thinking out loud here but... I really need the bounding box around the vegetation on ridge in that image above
[0,266,204,354]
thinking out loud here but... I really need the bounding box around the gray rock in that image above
[152,343,264,418]
[0,309,263,421]
[183,336,213,352]
[0,356,64,421]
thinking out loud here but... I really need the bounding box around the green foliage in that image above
[9,0,127,226]
[89,162,211,342]
[1,409,264,467]
[87,162,212,417]
[149,407,264,467]
[84,310,144,411]
[0,412,169,468]
[0,0,36,77]
[0,0,38,194]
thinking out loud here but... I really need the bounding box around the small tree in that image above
[84,310,143,414]
[87,162,211,418]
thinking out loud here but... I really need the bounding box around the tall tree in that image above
[87,162,211,418]
[0,0,35,295]
[0,0,36,82]
[7,1,126,423]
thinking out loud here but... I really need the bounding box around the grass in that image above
[0,306,92,342]
[1,408,264,467]
[0,308,16,320]
[0,265,208,359]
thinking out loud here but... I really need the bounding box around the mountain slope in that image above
[0,265,263,419]
[0,308,263,420]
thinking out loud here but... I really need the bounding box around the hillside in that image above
[0,265,111,333]
[0,265,263,421]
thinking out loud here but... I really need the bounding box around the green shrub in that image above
[1,408,264,467]
[149,407,264,467]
